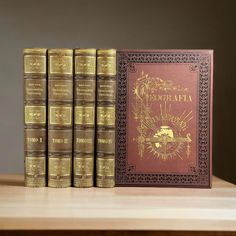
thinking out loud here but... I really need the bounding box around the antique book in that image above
[24,48,47,187]
[48,49,73,188]
[115,50,213,188]
[96,49,116,187]
[74,49,96,187]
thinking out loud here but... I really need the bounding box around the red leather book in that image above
[115,50,213,188]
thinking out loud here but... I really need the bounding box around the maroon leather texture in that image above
[115,50,213,188]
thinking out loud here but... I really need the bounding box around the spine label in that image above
[24,79,46,99]
[48,80,73,100]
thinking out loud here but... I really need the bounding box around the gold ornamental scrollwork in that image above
[132,71,193,161]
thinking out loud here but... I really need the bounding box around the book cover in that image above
[115,50,213,187]
[96,49,116,188]
[74,49,96,187]
[48,49,73,188]
[23,48,47,187]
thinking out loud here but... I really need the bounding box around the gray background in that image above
[0,0,235,184]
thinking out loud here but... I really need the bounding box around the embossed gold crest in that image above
[49,55,72,75]
[97,57,116,76]
[25,106,46,124]
[74,157,93,175]
[24,55,46,74]
[75,106,95,125]
[97,106,115,126]
[25,157,45,176]
[49,158,71,177]
[96,158,115,176]
[75,56,96,75]
[132,71,193,161]
[50,106,72,125]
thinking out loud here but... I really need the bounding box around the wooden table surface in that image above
[0,175,235,231]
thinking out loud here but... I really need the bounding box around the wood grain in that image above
[0,175,235,231]
[1,231,236,236]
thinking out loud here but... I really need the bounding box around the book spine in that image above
[24,48,47,187]
[48,49,73,188]
[73,49,96,187]
[96,49,116,187]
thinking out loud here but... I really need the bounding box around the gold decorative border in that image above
[24,55,46,74]
[25,106,46,124]
[49,106,72,125]
[74,106,95,125]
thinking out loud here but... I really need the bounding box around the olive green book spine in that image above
[48,49,73,188]
[24,48,47,187]
[73,49,96,187]
[96,49,116,188]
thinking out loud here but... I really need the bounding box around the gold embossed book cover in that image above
[115,50,213,187]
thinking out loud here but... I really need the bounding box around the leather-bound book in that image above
[48,49,73,188]
[24,48,47,187]
[115,50,213,188]
[96,49,116,188]
[74,49,96,187]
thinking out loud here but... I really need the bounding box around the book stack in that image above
[24,49,213,188]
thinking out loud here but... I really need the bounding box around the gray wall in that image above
[0,0,235,183]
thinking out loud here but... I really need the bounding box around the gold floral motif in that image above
[49,55,72,75]
[97,106,115,126]
[49,106,72,125]
[24,55,46,74]
[25,106,46,124]
[48,158,71,177]
[96,158,114,176]
[74,157,93,175]
[74,106,95,125]
[25,157,45,176]
[97,57,116,76]
[75,56,96,75]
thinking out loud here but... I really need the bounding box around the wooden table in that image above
[0,175,235,231]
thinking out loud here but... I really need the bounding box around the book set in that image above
[24,48,213,188]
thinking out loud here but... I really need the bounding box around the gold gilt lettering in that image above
[26,82,44,96]
[149,94,192,102]
[76,87,93,96]
[52,138,68,144]
[27,137,43,143]
[98,138,112,144]
[98,87,114,97]
[76,138,92,144]
[100,84,112,88]
[52,83,71,96]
